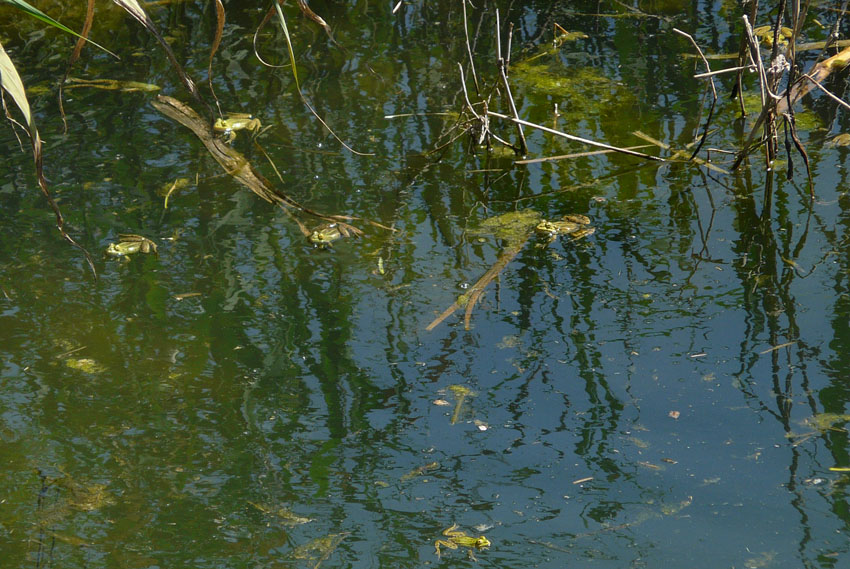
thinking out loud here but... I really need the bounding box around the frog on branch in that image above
[535,214,595,244]
[213,113,262,143]
[434,524,491,560]
[105,234,158,259]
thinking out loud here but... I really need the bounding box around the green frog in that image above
[434,524,491,559]
[213,113,262,143]
[535,214,595,244]
[105,234,158,259]
[309,223,344,248]
[752,25,794,48]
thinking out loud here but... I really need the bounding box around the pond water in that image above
[2,1,850,567]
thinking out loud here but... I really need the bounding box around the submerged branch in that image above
[425,236,529,332]
[150,95,362,234]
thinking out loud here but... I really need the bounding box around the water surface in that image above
[2,1,850,567]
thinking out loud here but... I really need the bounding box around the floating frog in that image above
[64,481,114,512]
[36,469,115,530]
[247,502,313,526]
[535,214,595,244]
[290,532,348,563]
[309,223,344,248]
[400,461,440,482]
[752,25,794,48]
[434,524,491,559]
[468,210,543,247]
[827,133,850,147]
[787,412,850,446]
[105,234,158,259]
[213,113,262,143]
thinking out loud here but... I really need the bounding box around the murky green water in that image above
[3,1,850,567]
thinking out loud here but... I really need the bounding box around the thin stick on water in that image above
[673,27,717,160]
[461,0,480,96]
[486,111,662,161]
[498,23,527,154]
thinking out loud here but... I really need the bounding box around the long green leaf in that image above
[1,0,117,58]
[273,1,299,90]
[0,38,33,130]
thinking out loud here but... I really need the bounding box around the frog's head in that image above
[474,536,491,549]
[309,231,331,245]
[535,220,558,234]
[309,224,342,248]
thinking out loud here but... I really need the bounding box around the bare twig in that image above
[783,0,813,196]
[492,12,526,154]
[732,14,781,170]
[826,1,848,51]
[487,111,662,161]
[694,65,755,79]
[498,55,527,154]
[207,0,226,118]
[516,145,653,164]
[799,72,850,111]
[673,28,717,160]
[458,64,487,145]
[461,0,480,96]
[632,131,729,174]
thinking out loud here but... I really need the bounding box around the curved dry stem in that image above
[113,0,205,108]
[207,0,226,117]
[253,1,373,156]
[59,0,96,133]
[253,5,292,70]
[2,40,97,278]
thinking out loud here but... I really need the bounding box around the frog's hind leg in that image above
[434,539,458,558]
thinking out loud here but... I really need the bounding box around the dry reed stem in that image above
[516,145,653,164]
[673,28,718,160]
[632,132,729,175]
[486,111,661,161]
[461,0,480,96]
